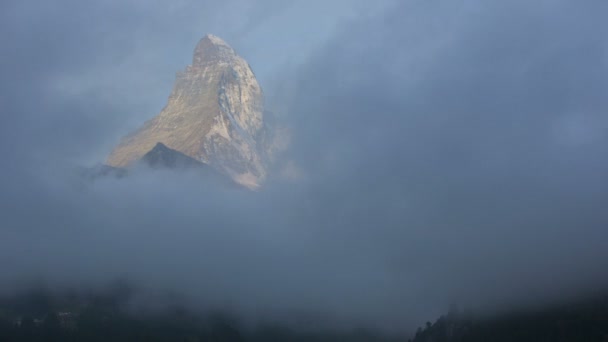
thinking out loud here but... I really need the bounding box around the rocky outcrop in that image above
[107,34,269,189]
[139,142,207,170]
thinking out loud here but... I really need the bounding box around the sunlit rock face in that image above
[107,34,268,189]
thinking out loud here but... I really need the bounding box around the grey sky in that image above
[1,0,607,333]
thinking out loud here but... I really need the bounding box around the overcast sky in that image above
[1,0,608,333]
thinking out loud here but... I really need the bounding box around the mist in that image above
[1,0,608,333]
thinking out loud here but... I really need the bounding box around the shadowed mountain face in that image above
[83,143,235,187]
[137,142,236,186]
[107,34,269,189]
[140,142,206,169]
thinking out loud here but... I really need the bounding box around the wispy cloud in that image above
[0,0,607,333]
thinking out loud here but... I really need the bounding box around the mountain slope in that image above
[139,142,207,170]
[107,34,268,189]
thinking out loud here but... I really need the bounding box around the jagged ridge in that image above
[107,34,268,189]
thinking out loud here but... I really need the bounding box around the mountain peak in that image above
[193,34,235,66]
[203,34,229,46]
[150,142,169,151]
[107,34,271,189]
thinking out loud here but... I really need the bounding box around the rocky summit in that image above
[107,34,270,189]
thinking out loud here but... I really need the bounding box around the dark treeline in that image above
[4,287,608,341]
[0,285,400,342]
[410,295,608,342]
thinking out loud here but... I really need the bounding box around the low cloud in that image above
[1,0,607,333]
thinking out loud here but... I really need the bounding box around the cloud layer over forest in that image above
[1,0,608,332]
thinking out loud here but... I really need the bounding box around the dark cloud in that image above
[286,0,608,312]
[1,0,607,333]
